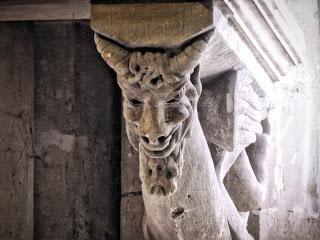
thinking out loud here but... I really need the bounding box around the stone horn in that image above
[94,33,130,76]
[169,30,213,76]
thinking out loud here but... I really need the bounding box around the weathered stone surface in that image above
[121,195,144,240]
[33,22,122,239]
[247,211,260,240]
[267,0,320,214]
[92,0,320,238]
[0,22,34,117]
[199,71,236,151]
[200,31,243,81]
[259,210,320,240]
[0,0,90,21]
[0,22,34,240]
[0,0,318,239]
[94,30,260,239]
[121,118,144,240]
[91,2,213,48]
[121,120,141,195]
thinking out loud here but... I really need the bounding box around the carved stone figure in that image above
[199,70,271,226]
[94,32,211,197]
[94,32,259,239]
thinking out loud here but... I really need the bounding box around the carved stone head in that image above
[94,33,210,196]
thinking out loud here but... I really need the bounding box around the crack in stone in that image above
[121,191,142,198]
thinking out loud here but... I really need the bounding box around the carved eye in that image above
[129,99,143,105]
[151,77,161,85]
[166,92,182,104]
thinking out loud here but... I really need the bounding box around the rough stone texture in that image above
[200,31,243,81]
[198,72,236,151]
[0,22,34,240]
[0,0,90,21]
[33,22,121,240]
[274,0,320,213]
[247,212,260,240]
[119,70,267,240]
[121,118,144,240]
[0,20,122,240]
[259,209,320,240]
[95,31,260,239]
[121,195,144,240]
[91,2,213,48]
[121,120,141,195]
[0,1,319,239]
[252,0,320,239]
[114,0,320,238]
[199,69,270,211]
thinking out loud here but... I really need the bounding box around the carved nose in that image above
[141,135,168,145]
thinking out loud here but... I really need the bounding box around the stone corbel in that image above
[90,1,303,239]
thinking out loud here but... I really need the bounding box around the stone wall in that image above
[0,22,34,240]
[0,21,122,240]
[255,0,320,239]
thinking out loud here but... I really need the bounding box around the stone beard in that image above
[94,32,208,197]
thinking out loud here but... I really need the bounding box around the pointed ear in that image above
[169,30,213,76]
[94,33,130,76]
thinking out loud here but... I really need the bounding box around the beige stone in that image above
[91,2,213,48]
[94,30,257,239]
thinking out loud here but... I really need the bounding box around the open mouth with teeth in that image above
[140,126,181,158]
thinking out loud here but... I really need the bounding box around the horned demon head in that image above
[95,32,211,196]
